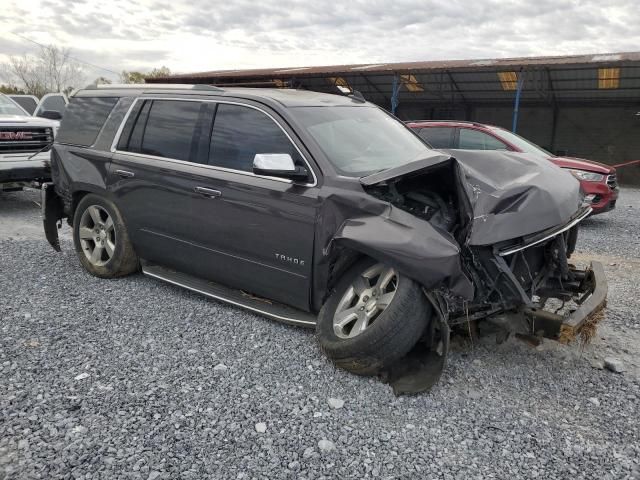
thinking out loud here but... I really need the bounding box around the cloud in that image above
[0,0,638,84]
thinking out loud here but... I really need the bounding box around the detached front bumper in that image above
[525,262,608,344]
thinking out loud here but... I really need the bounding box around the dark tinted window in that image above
[458,128,508,150]
[122,101,152,153]
[56,97,119,146]
[36,94,67,116]
[417,127,454,149]
[10,96,37,114]
[138,100,204,161]
[209,104,302,172]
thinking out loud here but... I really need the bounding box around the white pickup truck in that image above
[0,93,64,191]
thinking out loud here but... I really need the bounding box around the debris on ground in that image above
[604,357,626,373]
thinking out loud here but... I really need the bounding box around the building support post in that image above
[512,72,525,133]
[391,74,401,115]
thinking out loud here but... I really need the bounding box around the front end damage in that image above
[456,220,607,346]
[347,151,607,393]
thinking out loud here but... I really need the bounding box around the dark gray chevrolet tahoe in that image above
[43,84,607,392]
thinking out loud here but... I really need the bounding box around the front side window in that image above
[290,106,437,176]
[458,128,508,150]
[488,127,553,158]
[209,104,303,173]
[417,127,454,149]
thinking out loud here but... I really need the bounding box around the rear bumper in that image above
[0,152,51,185]
[525,261,608,344]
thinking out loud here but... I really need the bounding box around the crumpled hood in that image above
[361,149,584,247]
[447,150,583,245]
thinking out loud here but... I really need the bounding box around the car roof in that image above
[72,84,369,108]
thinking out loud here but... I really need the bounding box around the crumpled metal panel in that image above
[449,150,583,246]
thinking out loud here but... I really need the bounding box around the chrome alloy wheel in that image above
[333,264,398,339]
[78,205,116,266]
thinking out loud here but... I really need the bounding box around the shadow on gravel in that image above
[0,189,41,213]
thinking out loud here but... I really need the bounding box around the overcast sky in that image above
[1,0,638,82]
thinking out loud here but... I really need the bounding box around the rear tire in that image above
[72,194,138,278]
[316,258,431,376]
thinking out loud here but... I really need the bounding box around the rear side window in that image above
[56,97,119,146]
[209,103,302,172]
[458,128,508,150]
[417,127,454,149]
[118,100,208,163]
[10,96,37,115]
[140,101,205,161]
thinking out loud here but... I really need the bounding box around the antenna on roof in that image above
[350,90,366,103]
[334,85,366,103]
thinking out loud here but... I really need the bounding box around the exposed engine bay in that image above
[363,159,469,244]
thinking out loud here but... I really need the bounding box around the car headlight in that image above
[567,169,604,182]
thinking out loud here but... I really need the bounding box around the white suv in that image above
[0,93,60,191]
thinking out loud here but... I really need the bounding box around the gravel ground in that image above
[1,188,639,479]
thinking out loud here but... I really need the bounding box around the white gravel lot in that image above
[1,188,639,479]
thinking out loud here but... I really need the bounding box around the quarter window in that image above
[458,128,508,150]
[56,97,119,146]
[209,104,303,173]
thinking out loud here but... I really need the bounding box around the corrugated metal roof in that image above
[146,52,640,106]
[150,52,640,81]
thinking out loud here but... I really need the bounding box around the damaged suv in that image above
[43,84,607,393]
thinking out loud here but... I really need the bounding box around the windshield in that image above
[0,94,29,116]
[291,106,437,176]
[490,127,553,158]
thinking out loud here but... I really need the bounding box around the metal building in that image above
[149,52,640,184]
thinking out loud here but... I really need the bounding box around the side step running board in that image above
[141,262,317,328]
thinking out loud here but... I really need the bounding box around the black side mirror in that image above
[37,110,63,120]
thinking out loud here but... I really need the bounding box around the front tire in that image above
[72,194,138,278]
[316,259,431,376]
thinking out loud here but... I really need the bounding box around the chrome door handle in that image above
[115,169,135,178]
[194,186,221,198]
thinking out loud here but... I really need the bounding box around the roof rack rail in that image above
[84,83,224,92]
[405,119,484,126]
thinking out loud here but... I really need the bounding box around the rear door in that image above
[109,97,318,310]
[416,126,455,149]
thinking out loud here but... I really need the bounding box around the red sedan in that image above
[407,120,618,214]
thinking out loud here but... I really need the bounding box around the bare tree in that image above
[1,45,85,97]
